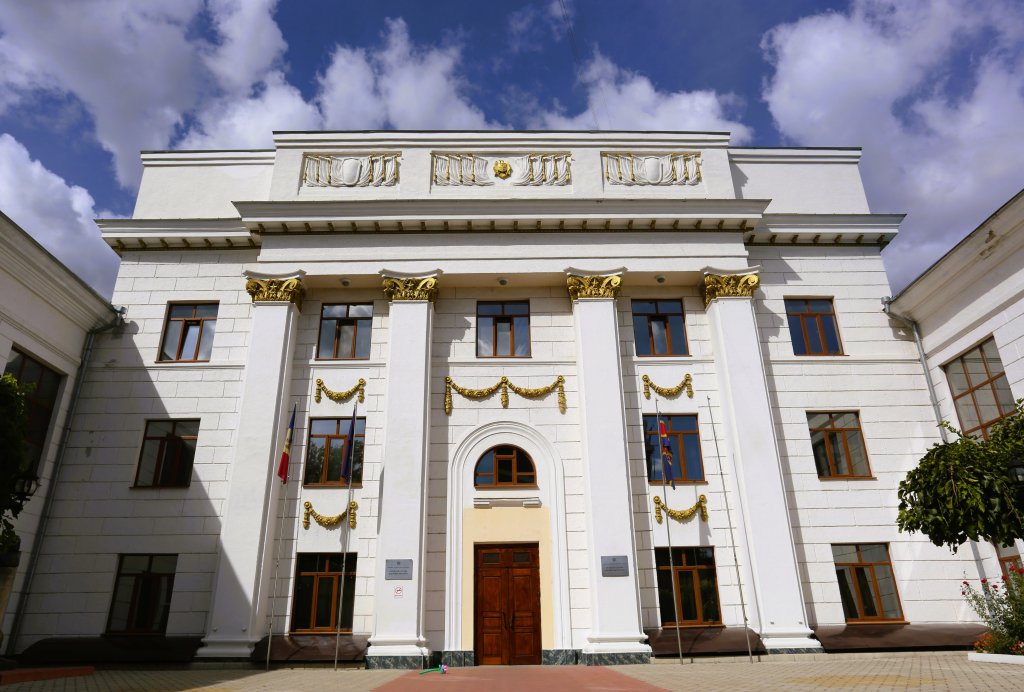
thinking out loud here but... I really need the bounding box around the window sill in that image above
[290,629,354,635]
[649,480,708,486]
[131,484,192,490]
[152,359,212,366]
[473,488,542,508]
[817,475,876,481]
[634,354,692,360]
[841,620,908,626]
[303,484,363,490]
[659,623,725,629]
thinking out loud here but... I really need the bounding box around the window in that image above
[1000,554,1022,580]
[107,554,177,634]
[643,415,704,483]
[944,338,1016,439]
[808,412,871,478]
[631,300,688,356]
[291,553,357,632]
[134,420,199,488]
[4,349,62,475]
[785,299,842,355]
[831,544,903,622]
[474,445,536,487]
[655,547,721,627]
[159,303,217,362]
[477,302,530,358]
[304,418,364,486]
[317,304,373,359]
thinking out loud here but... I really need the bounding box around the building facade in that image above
[5,132,1005,666]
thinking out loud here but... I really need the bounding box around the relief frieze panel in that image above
[602,152,702,186]
[431,152,571,187]
[302,153,400,187]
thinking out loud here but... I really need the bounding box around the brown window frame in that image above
[106,554,177,635]
[655,547,722,628]
[303,417,365,487]
[631,299,689,356]
[807,411,873,479]
[290,553,357,633]
[3,348,62,476]
[157,303,218,363]
[643,414,706,484]
[1000,554,1022,580]
[832,543,905,623]
[785,298,844,356]
[133,420,199,488]
[943,337,1016,439]
[476,301,531,358]
[316,303,373,360]
[474,445,537,488]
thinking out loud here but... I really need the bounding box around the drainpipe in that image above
[5,306,127,656]
[881,298,948,443]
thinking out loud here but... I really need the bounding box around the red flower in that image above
[981,578,988,583]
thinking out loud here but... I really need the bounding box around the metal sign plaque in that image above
[385,559,414,580]
[600,555,629,577]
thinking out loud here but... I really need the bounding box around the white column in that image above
[703,271,821,652]
[366,273,437,668]
[568,272,651,664]
[198,273,304,658]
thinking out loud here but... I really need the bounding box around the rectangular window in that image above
[632,300,689,356]
[477,301,531,358]
[807,412,871,478]
[831,544,903,622]
[159,303,218,362]
[134,420,199,488]
[655,547,721,627]
[944,337,1016,439]
[291,553,357,633]
[3,348,62,475]
[107,554,177,634]
[785,298,843,356]
[304,418,365,486]
[643,414,704,483]
[317,304,373,359]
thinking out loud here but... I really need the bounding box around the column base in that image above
[761,627,823,654]
[366,637,430,668]
[194,637,254,660]
[580,635,651,665]
[542,649,579,665]
[365,654,430,669]
[440,650,475,667]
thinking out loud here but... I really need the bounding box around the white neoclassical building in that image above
[4,131,1009,667]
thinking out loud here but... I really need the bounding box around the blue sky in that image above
[1,0,1022,297]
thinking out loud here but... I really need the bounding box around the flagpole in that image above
[655,396,685,665]
[706,395,753,664]
[335,403,358,671]
[267,404,297,671]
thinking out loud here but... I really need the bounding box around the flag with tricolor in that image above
[277,404,297,483]
[658,417,676,489]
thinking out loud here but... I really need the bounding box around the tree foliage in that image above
[0,373,32,554]
[897,400,1024,553]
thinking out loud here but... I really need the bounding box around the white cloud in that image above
[536,52,754,141]
[0,134,119,297]
[508,1,569,54]
[762,0,1024,291]
[203,0,287,96]
[317,46,384,129]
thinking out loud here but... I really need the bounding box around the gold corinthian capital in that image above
[245,277,305,309]
[381,276,439,302]
[566,274,623,300]
[702,273,760,307]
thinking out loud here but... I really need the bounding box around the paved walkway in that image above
[1,653,1023,691]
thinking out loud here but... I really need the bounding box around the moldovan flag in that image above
[659,418,676,490]
[277,404,297,483]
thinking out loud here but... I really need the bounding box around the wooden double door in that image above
[474,543,541,665]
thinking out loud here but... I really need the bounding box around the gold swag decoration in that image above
[653,495,708,525]
[702,273,759,307]
[566,274,622,300]
[245,277,305,308]
[314,378,366,404]
[445,375,566,415]
[382,276,439,302]
[642,374,694,400]
[303,500,358,530]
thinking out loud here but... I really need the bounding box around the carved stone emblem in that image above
[245,277,305,308]
[566,274,623,300]
[603,152,701,186]
[382,276,439,302]
[493,160,512,179]
[702,273,759,307]
[302,153,400,187]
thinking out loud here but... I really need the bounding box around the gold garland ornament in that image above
[566,274,622,300]
[314,378,366,404]
[245,277,305,309]
[445,375,566,415]
[303,500,358,530]
[702,273,759,308]
[653,495,708,525]
[642,374,694,400]
[382,276,439,302]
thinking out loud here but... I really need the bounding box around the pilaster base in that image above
[366,638,430,669]
[578,651,650,665]
[761,628,823,654]
[365,654,429,669]
[194,638,254,660]
[440,650,475,667]
[580,636,651,665]
[542,649,579,665]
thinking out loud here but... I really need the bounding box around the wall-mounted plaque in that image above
[385,559,414,580]
[601,555,629,577]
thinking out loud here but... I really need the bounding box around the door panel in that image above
[474,544,541,665]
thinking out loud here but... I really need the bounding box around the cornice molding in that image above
[273,130,734,150]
